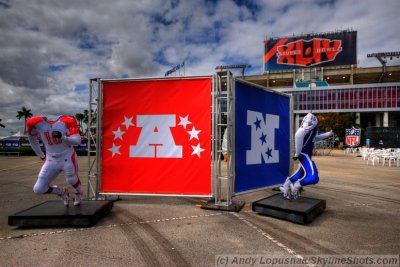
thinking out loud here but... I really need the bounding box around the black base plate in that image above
[252,193,325,224]
[8,200,113,228]
[201,200,245,212]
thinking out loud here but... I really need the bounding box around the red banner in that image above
[101,78,212,195]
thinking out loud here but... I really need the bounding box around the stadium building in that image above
[241,31,400,147]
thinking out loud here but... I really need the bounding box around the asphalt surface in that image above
[0,150,399,267]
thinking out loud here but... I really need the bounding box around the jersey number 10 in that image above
[44,131,62,145]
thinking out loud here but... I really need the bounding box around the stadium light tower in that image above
[367,51,400,82]
[367,51,400,64]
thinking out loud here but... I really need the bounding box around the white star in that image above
[191,143,205,158]
[122,116,134,129]
[187,126,201,140]
[112,127,125,140]
[108,143,121,157]
[178,115,191,129]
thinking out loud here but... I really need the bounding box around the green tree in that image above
[16,107,33,134]
[0,118,5,128]
[316,113,359,143]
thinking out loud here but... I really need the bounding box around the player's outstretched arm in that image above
[315,130,333,142]
[28,135,45,160]
[61,134,81,146]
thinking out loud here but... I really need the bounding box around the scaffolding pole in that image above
[87,78,102,200]
[212,72,234,207]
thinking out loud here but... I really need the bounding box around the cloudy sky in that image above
[0,0,399,136]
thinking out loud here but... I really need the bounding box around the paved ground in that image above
[0,150,399,267]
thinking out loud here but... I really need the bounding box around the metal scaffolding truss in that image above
[87,78,102,200]
[87,75,236,205]
[212,72,234,206]
[86,74,293,210]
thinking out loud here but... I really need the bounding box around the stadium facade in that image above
[240,30,400,147]
[244,65,400,129]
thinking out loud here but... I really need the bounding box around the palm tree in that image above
[75,113,84,135]
[0,118,5,128]
[16,107,33,134]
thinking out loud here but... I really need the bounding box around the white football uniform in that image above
[27,116,82,196]
[281,113,333,199]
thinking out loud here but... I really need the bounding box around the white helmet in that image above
[300,113,318,131]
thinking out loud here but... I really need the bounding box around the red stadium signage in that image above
[276,38,342,67]
[264,31,357,71]
[100,77,212,196]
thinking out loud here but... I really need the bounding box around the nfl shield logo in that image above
[345,127,361,147]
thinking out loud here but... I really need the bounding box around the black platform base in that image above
[252,193,325,224]
[8,200,113,228]
[201,200,245,212]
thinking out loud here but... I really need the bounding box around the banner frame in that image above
[87,78,102,200]
[87,75,293,202]
[212,72,235,206]
[232,78,293,195]
[93,75,214,198]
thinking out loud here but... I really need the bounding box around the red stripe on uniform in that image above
[71,151,78,176]
[73,179,81,189]
[70,152,81,188]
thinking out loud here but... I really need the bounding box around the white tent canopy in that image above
[0,131,28,140]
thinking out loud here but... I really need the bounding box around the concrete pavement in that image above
[0,150,399,266]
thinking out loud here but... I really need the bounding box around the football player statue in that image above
[280,113,333,199]
[27,115,83,206]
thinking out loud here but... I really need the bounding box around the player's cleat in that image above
[290,183,301,200]
[279,186,291,200]
[73,193,83,206]
[60,187,70,207]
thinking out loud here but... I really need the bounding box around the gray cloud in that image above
[0,0,399,136]
[108,41,162,77]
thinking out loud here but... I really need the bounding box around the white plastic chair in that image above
[388,156,397,167]
[384,152,397,167]
[367,152,381,166]
[359,147,370,160]
[381,152,392,166]
[395,152,400,167]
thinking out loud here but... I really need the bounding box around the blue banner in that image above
[3,140,20,148]
[74,139,88,151]
[234,80,290,193]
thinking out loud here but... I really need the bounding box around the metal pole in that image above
[95,79,103,199]
[87,79,93,199]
